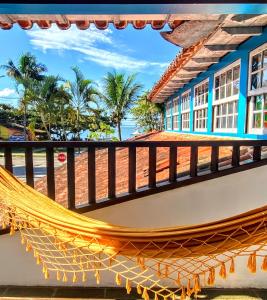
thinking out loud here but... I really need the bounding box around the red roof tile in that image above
[34,132,235,207]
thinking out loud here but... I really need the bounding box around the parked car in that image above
[8,135,26,141]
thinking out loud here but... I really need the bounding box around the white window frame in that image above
[213,60,240,133]
[172,97,179,130]
[194,79,209,132]
[181,90,190,131]
[248,43,267,97]
[248,94,267,135]
[166,100,172,130]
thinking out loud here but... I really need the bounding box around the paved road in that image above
[0,155,63,181]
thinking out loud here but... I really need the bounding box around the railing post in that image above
[232,145,240,167]
[148,145,156,188]
[128,146,136,194]
[169,145,177,182]
[46,147,55,200]
[88,146,96,205]
[4,147,13,173]
[211,145,219,172]
[25,147,34,187]
[67,147,75,209]
[190,145,198,177]
[253,145,261,162]
[108,146,116,199]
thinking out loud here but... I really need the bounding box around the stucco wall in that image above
[1,165,267,288]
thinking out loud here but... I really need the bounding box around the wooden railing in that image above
[0,140,266,216]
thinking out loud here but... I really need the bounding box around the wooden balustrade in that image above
[0,140,266,217]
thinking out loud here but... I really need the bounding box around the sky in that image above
[0,23,179,112]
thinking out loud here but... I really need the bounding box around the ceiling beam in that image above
[175,73,199,79]
[182,67,207,72]
[222,26,262,36]
[170,79,189,84]
[192,57,220,63]
[205,44,238,51]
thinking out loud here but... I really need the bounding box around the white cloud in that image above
[26,26,168,71]
[0,88,16,97]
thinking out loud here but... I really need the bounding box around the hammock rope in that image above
[1,166,267,299]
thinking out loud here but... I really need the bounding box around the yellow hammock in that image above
[1,165,267,300]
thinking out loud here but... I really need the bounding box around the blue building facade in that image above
[164,27,267,139]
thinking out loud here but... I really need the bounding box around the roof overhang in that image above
[149,14,267,103]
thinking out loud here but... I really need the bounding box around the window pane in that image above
[221,116,226,128]
[215,76,220,88]
[252,53,261,72]
[228,102,233,114]
[220,86,225,99]
[226,83,232,97]
[253,113,262,128]
[255,95,263,110]
[221,73,226,85]
[251,73,261,90]
[262,69,267,88]
[263,50,267,68]
[227,116,233,128]
[215,88,219,100]
[226,70,232,83]
[222,103,227,115]
[233,65,240,81]
[264,112,267,129]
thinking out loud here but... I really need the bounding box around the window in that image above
[166,100,172,130]
[172,97,179,130]
[248,44,267,134]
[181,91,190,130]
[214,101,238,130]
[213,61,240,132]
[194,80,208,131]
[249,44,267,92]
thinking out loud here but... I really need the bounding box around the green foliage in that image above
[131,92,164,132]
[88,122,117,141]
[99,71,142,141]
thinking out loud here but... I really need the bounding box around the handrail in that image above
[0,139,266,231]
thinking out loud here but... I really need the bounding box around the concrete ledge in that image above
[1,286,267,299]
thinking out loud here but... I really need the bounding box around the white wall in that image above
[1,165,267,288]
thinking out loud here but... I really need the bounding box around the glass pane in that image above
[262,69,267,88]
[215,76,220,88]
[216,117,220,128]
[215,88,219,100]
[263,50,267,68]
[227,116,233,128]
[220,86,225,99]
[226,70,232,83]
[228,102,233,114]
[222,103,227,115]
[233,65,240,80]
[251,53,261,72]
[251,73,261,90]
[233,115,237,128]
[253,113,262,128]
[264,112,267,128]
[233,80,239,95]
[226,83,232,97]
[255,95,263,110]
[221,116,226,128]
[221,73,226,85]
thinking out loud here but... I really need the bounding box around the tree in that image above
[1,53,47,139]
[66,66,98,140]
[131,92,164,132]
[99,71,142,141]
[29,76,70,140]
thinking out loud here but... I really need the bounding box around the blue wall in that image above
[164,26,267,140]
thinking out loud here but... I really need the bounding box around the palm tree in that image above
[30,76,69,140]
[66,66,98,140]
[99,71,142,141]
[1,53,47,139]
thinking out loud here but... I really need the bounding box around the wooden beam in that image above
[222,26,262,36]
[205,44,238,51]
[176,73,199,79]
[182,67,206,72]
[192,57,220,63]
[170,79,189,84]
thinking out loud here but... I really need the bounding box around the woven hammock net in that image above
[1,166,267,299]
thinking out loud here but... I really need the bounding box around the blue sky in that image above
[0,24,179,110]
